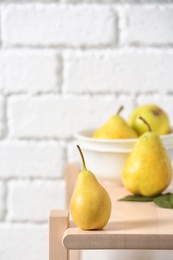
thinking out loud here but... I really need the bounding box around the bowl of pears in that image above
[76,104,173,179]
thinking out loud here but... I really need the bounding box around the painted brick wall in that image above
[0,1,173,260]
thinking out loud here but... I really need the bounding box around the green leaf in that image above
[153,193,173,209]
[118,195,155,202]
[119,193,173,209]
[170,194,173,205]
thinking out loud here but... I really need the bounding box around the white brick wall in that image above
[2,49,60,94]
[7,180,65,221]
[0,181,5,220]
[119,5,173,46]
[0,223,48,260]
[0,140,64,178]
[0,53,3,91]
[8,95,135,138]
[63,49,173,93]
[0,1,173,260]
[1,4,116,47]
[0,96,4,138]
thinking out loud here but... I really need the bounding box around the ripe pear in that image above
[93,106,138,139]
[70,145,112,230]
[122,117,172,197]
[128,104,170,136]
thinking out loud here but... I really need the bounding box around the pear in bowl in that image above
[128,104,170,136]
[93,106,138,139]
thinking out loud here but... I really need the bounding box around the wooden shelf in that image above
[49,164,173,260]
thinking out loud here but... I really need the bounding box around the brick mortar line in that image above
[3,93,119,100]
[0,180,7,221]
[1,91,173,103]
[0,96,8,139]
[1,47,173,57]
[3,91,60,98]
[0,2,173,7]
[1,136,75,142]
[0,137,70,143]
[0,219,48,226]
[4,91,173,98]
[1,44,173,50]
[110,7,119,47]
[0,177,63,181]
[0,10,2,48]
[1,45,173,52]
[59,53,64,94]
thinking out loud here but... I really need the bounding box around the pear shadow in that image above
[104,218,168,232]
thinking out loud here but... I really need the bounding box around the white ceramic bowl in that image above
[75,129,173,179]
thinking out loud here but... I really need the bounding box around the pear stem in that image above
[117,106,124,115]
[139,116,152,132]
[76,145,87,171]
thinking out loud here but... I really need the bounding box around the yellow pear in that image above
[93,106,138,139]
[122,117,172,197]
[70,145,111,230]
[128,104,170,136]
